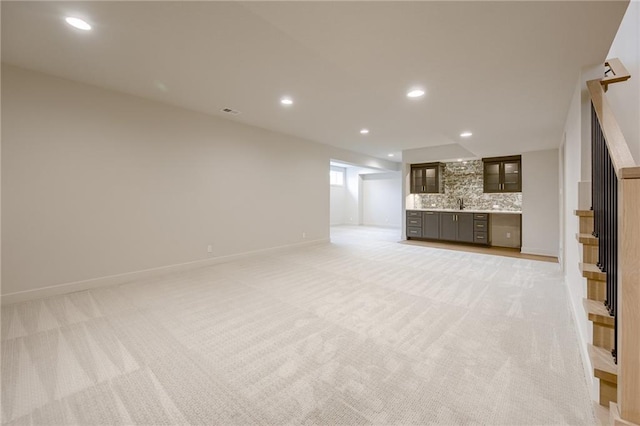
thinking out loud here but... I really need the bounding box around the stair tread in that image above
[588,344,618,384]
[575,209,594,217]
[582,298,615,326]
[581,263,601,272]
[580,263,607,280]
[576,233,598,245]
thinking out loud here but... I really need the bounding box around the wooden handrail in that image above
[602,58,631,91]
[587,79,640,179]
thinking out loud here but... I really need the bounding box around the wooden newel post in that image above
[618,177,640,424]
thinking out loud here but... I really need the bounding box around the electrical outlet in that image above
[506,232,511,238]
[207,245,213,253]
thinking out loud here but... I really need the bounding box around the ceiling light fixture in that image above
[460,131,473,138]
[360,129,369,135]
[65,17,91,31]
[280,97,293,105]
[457,159,463,162]
[406,89,425,98]
[388,154,395,157]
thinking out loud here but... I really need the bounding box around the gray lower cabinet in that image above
[406,210,423,237]
[473,213,490,244]
[440,212,474,243]
[457,213,475,243]
[422,211,439,239]
[440,213,457,241]
[406,210,489,245]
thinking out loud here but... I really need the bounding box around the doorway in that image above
[329,160,401,228]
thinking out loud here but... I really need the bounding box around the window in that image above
[329,166,345,186]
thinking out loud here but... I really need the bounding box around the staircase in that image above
[576,209,618,407]
[574,59,640,425]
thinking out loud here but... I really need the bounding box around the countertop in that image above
[407,208,522,215]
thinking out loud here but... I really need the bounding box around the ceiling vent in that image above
[221,107,241,115]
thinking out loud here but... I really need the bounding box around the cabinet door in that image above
[457,213,475,243]
[425,167,438,193]
[411,167,425,193]
[502,160,521,192]
[483,162,501,193]
[439,213,457,241]
[422,211,440,239]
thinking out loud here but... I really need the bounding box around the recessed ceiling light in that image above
[460,131,473,137]
[65,17,91,31]
[360,129,369,135]
[280,97,293,105]
[406,89,425,98]
[388,153,395,157]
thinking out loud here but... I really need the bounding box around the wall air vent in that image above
[221,108,241,115]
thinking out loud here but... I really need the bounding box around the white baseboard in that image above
[564,275,598,402]
[361,224,402,229]
[1,238,329,305]
[520,246,559,258]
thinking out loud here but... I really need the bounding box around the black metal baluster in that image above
[590,103,618,364]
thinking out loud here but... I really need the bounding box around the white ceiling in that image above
[1,1,628,162]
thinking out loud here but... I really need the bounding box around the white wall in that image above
[2,65,396,300]
[362,172,402,227]
[606,0,640,163]
[329,185,346,225]
[521,149,560,257]
[562,75,596,400]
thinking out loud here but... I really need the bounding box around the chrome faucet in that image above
[458,198,465,210]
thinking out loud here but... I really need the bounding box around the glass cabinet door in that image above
[503,161,520,191]
[484,162,501,192]
[425,167,437,193]
[411,168,425,193]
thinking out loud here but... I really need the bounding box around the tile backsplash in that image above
[410,160,522,211]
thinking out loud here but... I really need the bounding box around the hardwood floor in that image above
[401,238,558,263]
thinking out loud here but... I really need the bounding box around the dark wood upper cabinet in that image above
[482,155,521,193]
[410,162,444,194]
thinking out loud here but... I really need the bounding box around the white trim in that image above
[564,276,599,402]
[1,238,330,305]
[520,246,559,258]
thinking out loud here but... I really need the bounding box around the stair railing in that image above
[587,58,640,424]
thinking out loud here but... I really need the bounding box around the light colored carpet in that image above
[1,226,595,425]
